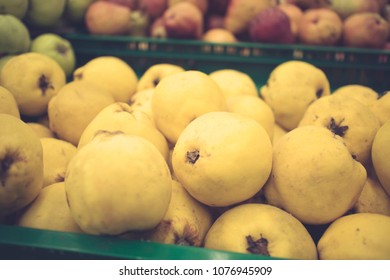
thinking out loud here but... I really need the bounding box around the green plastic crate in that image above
[0,224,283,260]
[64,33,390,93]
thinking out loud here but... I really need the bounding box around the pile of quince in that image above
[0,52,390,260]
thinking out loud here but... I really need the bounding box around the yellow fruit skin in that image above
[129,89,155,125]
[369,92,390,126]
[27,122,55,138]
[65,132,172,235]
[136,64,185,92]
[226,94,275,139]
[152,70,227,144]
[352,176,390,216]
[318,213,390,260]
[73,56,138,103]
[372,119,390,196]
[17,182,82,233]
[78,102,169,162]
[298,94,380,165]
[143,179,213,247]
[209,69,259,99]
[40,137,77,187]
[204,203,318,260]
[172,111,272,207]
[0,86,20,118]
[332,84,378,107]
[0,114,43,217]
[265,125,366,225]
[0,52,66,117]
[260,60,330,131]
[47,80,115,146]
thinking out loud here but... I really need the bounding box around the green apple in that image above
[30,33,76,77]
[65,0,96,24]
[26,0,66,28]
[0,14,30,55]
[0,0,28,19]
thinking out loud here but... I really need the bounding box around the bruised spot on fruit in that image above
[186,150,200,164]
[74,72,83,80]
[56,43,68,56]
[327,117,349,137]
[316,88,323,98]
[94,129,124,139]
[246,234,270,256]
[38,74,54,96]
[65,192,71,209]
[54,173,65,183]
[153,78,160,87]
[0,151,23,187]
[174,223,198,246]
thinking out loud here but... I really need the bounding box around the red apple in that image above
[249,7,294,44]
[162,2,203,39]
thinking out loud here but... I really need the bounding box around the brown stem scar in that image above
[246,235,270,256]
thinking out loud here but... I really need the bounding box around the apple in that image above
[0,0,28,19]
[30,33,76,77]
[329,0,380,19]
[162,2,203,39]
[277,3,303,38]
[343,12,389,49]
[297,8,343,46]
[248,7,294,44]
[139,0,167,20]
[26,0,67,28]
[0,14,30,55]
[64,0,95,24]
[103,0,139,9]
[85,1,133,35]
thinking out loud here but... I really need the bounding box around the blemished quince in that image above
[47,80,115,146]
[298,94,380,164]
[260,60,330,131]
[172,111,272,207]
[264,125,366,225]
[0,52,66,117]
[65,131,172,235]
[0,114,43,217]
[204,203,318,259]
[142,179,213,247]
[317,213,390,260]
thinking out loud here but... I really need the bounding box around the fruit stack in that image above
[81,0,390,49]
[1,50,390,259]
